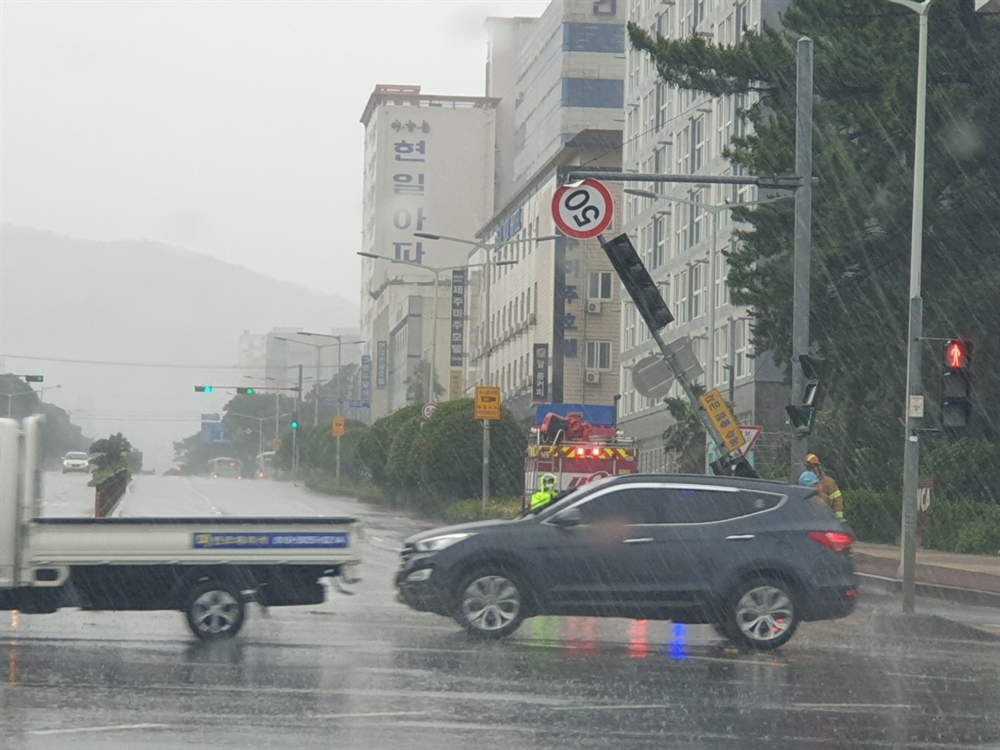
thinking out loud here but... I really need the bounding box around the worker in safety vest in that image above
[805,453,844,518]
[530,473,558,514]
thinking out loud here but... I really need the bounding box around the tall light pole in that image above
[275,336,339,426]
[888,0,934,615]
[414,232,558,512]
[299,332,364,480]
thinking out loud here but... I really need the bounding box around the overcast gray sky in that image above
[0,0,549,301]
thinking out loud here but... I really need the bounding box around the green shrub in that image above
[921,438,1000,505]
[924,499,1000,555]
[842,490,900,544]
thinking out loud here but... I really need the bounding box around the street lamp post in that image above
[275,336,340,427]
[887,0,934,615]
[413,232,558,512]
[299,332,364,480]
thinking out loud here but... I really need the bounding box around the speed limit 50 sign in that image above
[551,179,614,240]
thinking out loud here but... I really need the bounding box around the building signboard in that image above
[376,341,388,389]
[360,355,372,402]
[450,269,466,367]
[532,344,549,403]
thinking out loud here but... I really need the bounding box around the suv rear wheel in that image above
[721,577,799,650]
[453,569,526,639]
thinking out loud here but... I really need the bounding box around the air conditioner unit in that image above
[586,301,602,315]
[585,371,601,385]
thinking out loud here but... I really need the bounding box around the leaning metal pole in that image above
[790,37,814,481]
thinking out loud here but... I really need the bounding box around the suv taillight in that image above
[808,531,853,553]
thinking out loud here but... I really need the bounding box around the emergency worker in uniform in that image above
[798,470,828,506]
[530,473,558,514]
[806,453,844,518]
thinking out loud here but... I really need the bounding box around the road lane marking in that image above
[885,671,978,683]
[29,723,170,736]
[790,703,917,710]
[313,711,427,719]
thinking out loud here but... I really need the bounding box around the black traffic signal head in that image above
[786,405,816,430]
[195,385,214,393]
[600,233,674,331]
[23,375,44,383]
[236,387,255,395]
[798,355,828,382]
[943,340,972,372]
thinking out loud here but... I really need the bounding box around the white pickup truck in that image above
[0,416,361,641]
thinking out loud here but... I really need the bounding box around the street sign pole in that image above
[475,387,501,513]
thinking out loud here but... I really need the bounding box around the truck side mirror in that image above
[550,507,581,528]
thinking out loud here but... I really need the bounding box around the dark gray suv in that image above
[395,474,857,650]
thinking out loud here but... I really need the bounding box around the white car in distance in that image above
[61,451,91,474]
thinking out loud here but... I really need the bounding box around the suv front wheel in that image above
[453,569,527,639]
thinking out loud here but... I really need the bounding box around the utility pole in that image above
[790,37,814,481]
[890,0,934,614]
[293,364,303,484]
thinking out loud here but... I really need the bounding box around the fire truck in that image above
[523,405,637,509]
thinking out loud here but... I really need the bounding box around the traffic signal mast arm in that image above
[194,385,301,394]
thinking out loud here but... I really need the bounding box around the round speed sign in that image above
[551,179,614,240]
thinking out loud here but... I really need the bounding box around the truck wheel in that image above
[725,577,799,651]
[186,580,245,641]
[453,569,526,640]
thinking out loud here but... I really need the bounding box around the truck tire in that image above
[185,580,246,641]
[453,568,527,640]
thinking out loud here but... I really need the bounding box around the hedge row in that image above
[357,398,528,515]
[844,490,1000,555]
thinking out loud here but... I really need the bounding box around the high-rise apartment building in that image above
[471,0,627,419]
[358,86,498,420]
[618,0,790,471]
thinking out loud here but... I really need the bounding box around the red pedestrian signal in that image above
[943,340,971,371]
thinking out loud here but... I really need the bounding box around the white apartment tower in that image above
[618,0,790,471]
[359,86,498,420]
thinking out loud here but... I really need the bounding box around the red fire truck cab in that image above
[523,405,637,509]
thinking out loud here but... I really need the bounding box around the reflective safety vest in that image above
[530,489,556,512]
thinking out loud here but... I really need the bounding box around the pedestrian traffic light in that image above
[941,339,972,430]
[23,375,44,383]
[290,413,299,430]
[236,387,255,395]
[785,355,827,431]
[195,385,214,393]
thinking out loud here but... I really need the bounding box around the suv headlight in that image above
[413,532,475,552]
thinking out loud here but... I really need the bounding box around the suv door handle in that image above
[624,537,653,544]
[725,534,756,541]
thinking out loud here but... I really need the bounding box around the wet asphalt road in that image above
[2,474,998,749]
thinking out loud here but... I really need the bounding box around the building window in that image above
[714,253,729,308]
[589,271,613,300]
[673,269,688,325]
[653,215,667,269]
[714,324,730,386]
[693,116,706,170]
[586,341,613,371]
[690,263,704,320]
[563,78,625,109]
[735,319,754,378]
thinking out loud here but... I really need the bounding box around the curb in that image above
[858,572,1000,609]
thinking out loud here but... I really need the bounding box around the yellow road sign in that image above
[475,386,501,421]
[698,388,746,453]
[332,417,345,437]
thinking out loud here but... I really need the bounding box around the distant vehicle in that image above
[61,452,91,474]
[255,451,275,479]
[208,457,243,479]
[396,474,858,650]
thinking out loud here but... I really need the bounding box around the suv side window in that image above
[659,487,746,524]
[737,491,782,515]
[576,488,664,526]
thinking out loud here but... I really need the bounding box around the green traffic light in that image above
[246,388,254,395]
[205,385,213,394]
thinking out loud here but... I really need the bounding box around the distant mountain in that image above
[0,224,358,469]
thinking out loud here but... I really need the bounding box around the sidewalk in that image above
[853,541,1000,608]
